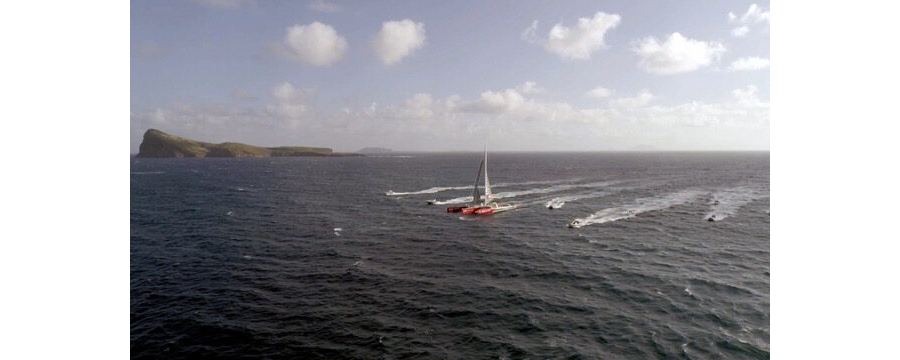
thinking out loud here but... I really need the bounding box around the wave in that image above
[569,190,703,228]
[385,178,582,196]
[431,180,619,205]
[705,186,766,221]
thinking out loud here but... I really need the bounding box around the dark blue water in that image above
[131,152,769,359]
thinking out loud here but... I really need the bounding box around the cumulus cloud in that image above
[269,82,315,120]
[517,81,544,94]
[610,90,653,108]
[738,4,770,23]
[632,33,725,75]
[728,57,770,71]
[274,22,348,66]
[523,11,621,60]
[132,82,768,152]
[458,89,527,114]
[372,19,426,65]
[731,26,749,37]
[586,86,613,99]
[729,4,770,37]
[731,85,766,107]
[308,0,341,13]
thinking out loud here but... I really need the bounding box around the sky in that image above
[131,0,769,152]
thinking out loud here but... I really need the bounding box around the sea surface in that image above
[131,152,770,359]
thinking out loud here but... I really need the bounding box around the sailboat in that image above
[447,148,518,215]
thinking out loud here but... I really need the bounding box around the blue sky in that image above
[131,0,769,152]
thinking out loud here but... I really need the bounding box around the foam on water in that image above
[569,189,703,228]
[385,178,582,196]
[385,186,469,196]
[432,180,619,205]
[543,190,610,209]
[705,186,766,221]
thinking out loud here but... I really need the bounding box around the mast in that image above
[472,156,484,204]
[483,146,493,204]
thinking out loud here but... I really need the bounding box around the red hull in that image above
[475,208,495,215]
[446,206,465,213]
[460,206,483,215]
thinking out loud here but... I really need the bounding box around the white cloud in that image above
[728,57,770,71]
[610,90,653,108]
[731,85,766,107]
[518,81,544,94]
[728,4,770,38]
[275,22,348,66]
[523,11,621,60]
[632,33,725,75]
[270,82,314,119]
[372,19,427,65]
[738,4,770,24]
[308,0,341,13]
[132,82,768,152]
[586,86,613,99]
[731,25,749,37]
[459,89,527,113]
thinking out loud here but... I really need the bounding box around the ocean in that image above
[131,152,770,359]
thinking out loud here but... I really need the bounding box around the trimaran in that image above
[446,148,518,215]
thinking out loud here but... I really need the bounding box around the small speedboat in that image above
[568,219,584,228]
[707,216,716,222]
[426,199,437,205]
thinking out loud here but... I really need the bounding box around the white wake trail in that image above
[385,178,582,196]
[432,180,619,205]
[543,190,610,209]
[385,186,469,196]
[705,186,767,221]
[569,190,703,228]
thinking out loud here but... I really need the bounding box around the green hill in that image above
[136,129,360,158]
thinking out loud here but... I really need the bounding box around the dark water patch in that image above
[132,153,769,359]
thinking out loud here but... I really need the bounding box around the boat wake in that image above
[569,190,703,228]
[431,180,620,205]
[385,178,582,196]
[543,190,610,209]
[385,186,468,196]
[705,186,766,222]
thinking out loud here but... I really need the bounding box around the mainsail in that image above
[483,149,493,204]
[472,157,484,204]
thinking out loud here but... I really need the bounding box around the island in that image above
[356,147,393,154]
[136,129,362,158]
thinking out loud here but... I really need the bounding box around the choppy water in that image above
[131,152,769,359]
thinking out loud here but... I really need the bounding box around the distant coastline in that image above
[356,147,393,154]
[136,129,362,158]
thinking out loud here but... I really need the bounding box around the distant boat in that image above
[448,147,517,215]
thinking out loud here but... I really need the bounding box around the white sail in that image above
[483,148,493,204]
